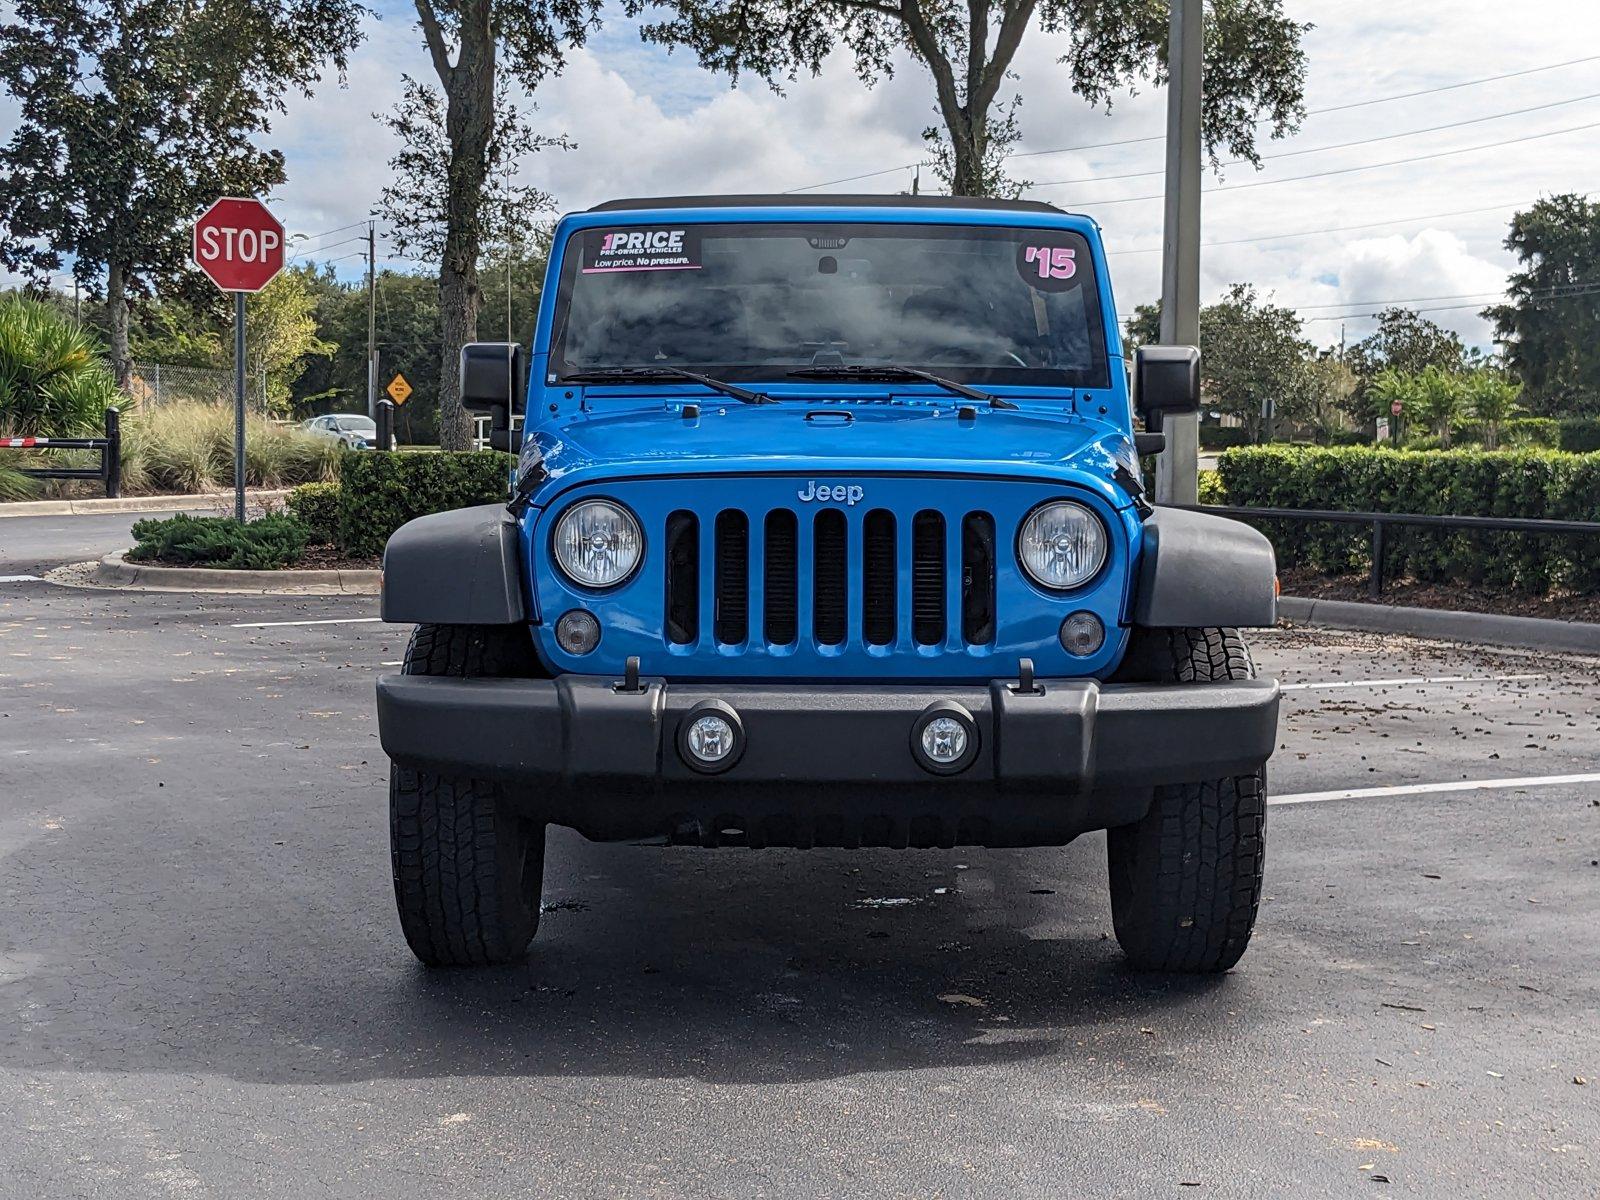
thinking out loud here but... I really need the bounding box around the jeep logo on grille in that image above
[797,481,864,506]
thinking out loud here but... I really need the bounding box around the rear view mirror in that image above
[1134,345,1201,432]
[460,342,524,452]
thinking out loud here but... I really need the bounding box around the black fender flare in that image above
[380,504,526,626]
[1132,507,1277,628]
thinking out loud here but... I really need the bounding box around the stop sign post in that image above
[192,198,286,520]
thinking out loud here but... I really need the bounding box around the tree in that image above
[1466,367,1523,450]
[1197,284,1307,441]
[1346,307,1466,386]
[630,0,1309,199]
[400,0,595,450]
[1292,354,1357,444]
[1414,364,1465,447]
[1485,193,1600,417]
[0,1,365,390]
[226,266,336,413]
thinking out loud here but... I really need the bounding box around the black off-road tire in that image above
[1106,627,1266,974]
[389,622,546,967]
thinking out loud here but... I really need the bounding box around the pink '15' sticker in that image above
[1023,245,1076,281]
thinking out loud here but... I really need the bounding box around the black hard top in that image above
[586,194,1066,214]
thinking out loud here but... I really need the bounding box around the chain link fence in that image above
[129,362,270,413]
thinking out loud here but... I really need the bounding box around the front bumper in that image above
[376,673,1280,848]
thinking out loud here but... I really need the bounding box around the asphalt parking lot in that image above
[2,515,1597,1198]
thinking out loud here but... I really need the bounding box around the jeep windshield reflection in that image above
[551,222,1111,390]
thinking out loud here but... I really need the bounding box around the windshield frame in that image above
[546,215,1113,393]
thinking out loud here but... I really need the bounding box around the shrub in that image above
[0,294,121,436]
[1199,424,1250,451]
[1216,445,1600,594]
[1197,469,1226,505]
[286,481,340,544]
[0,461,39,501]
[337,449,512,558]
[1558,418,1600,454]
[127,513,309,570]
[1500,417,1560,449]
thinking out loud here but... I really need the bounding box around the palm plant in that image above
[0,294,122,436]
[1367,367,1417,441]
[1466,369,1524,450]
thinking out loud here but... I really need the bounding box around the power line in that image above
[295,219,370,243]
[1307,53,1600,117]
[290,234,367,260]
[1029,91,1600,189]
[1106,197,1564,255]
[784,52,1600,194]
[1010,54,1600,165]
[1301,281,1600,321]
[1039,119,1600,204]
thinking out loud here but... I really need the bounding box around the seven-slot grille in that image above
[663,504,999,651]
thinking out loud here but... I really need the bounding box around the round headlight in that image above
[1018,501,1107,590]
[553,500,643,588]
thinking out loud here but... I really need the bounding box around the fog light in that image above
[1059,611,1104,657]
[677,700,744,774]
[911,702,979,776]
[555,608,601,655]
[921,717,968,763]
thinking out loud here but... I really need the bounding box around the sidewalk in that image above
[0,489,291,519]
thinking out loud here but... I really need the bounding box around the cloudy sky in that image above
[8,0,1600,349]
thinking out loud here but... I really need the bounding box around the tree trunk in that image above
[432,3,496,452]
[106,262,132,391]
[948,110,985,196]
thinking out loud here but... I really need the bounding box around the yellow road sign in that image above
[386,373,412,405]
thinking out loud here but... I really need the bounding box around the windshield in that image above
[551,221,1110,389]
[336,417,376,432]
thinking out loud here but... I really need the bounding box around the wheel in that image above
[1106,628,1267,974]
[388,623,546,966]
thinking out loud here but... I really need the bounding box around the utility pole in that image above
[366,220,378,420]
[1154,0,1203,505]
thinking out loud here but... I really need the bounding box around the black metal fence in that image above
[2,408,122,498]
[1176,503,1600,598]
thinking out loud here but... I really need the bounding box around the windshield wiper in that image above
[560,367,777,405]
[786,365,1018,410]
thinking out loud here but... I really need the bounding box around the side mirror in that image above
[460,341,524,453]
[1134,345,1201,432]
[460,342,521,413]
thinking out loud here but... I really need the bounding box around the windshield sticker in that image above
[584,228,702,273]
[1017,242,1079,292]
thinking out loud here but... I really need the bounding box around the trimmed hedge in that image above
[286,481,340,545]
[1217,445,1600,595]
[127,513,309,570]
[336,449,513,558]
[1558,417,1600,454]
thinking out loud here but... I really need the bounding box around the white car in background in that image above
[301,413,391,450]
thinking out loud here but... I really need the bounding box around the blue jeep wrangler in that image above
[377,195,1280,974]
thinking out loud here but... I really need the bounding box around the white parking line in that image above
[1272,771,1600,806]
[1281,673,1545,692]
[230,616,384,629]
[0,574,42,583]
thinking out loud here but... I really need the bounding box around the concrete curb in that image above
[81,551,379,595]
[1278,595,1600,656]
[0,489,292,519]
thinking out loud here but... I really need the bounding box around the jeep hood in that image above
[530,403,1136,508]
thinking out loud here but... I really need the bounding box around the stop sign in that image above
[192,197,285,292]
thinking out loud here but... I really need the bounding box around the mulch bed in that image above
[295,544,381,571]
[1279,566,1600,624]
